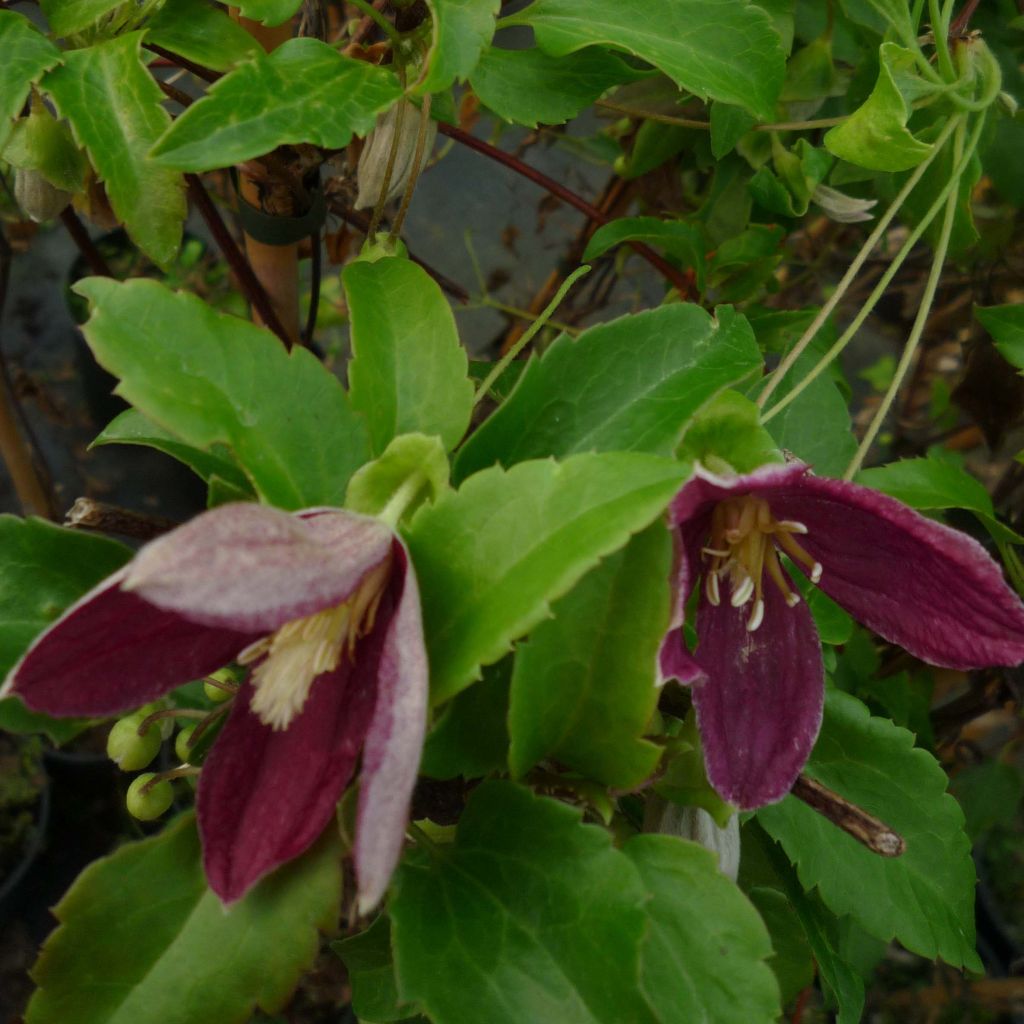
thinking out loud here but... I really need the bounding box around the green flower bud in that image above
[126,773,173,821]
[107,714,161,771]
[14,167,71,222]
[175,724,197,763]
[203,669,236,703]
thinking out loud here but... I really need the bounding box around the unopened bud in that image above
[644,796,740,881]
[14,167,71,222]
[175,724,197,763]
[354,99,436,211]
[203,669,236,704]
[107,714,161,771]
[126,773,173,821]
[811,183,877,224]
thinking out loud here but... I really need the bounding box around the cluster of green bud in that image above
[126,773,174,821]
[106,712,162,771]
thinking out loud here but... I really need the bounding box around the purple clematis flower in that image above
[659,461,1024,810]
[1,502,427,911]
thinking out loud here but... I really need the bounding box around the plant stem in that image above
[843,117,965,480]
[763,114,981,425]
[389,92,432,243]
[594,100,847,132]
[65,497,178,539]
[473,265,590,405]
[347,0,400,44]
[378,469,426,528]
[59,206,113,277]
[438,122,694,297]
[755,114,961,410]
[929,0,956,80]
[366,90,408,240]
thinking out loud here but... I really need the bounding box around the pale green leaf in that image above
[26,813,342,1024]
[344,257,473,454]
[229,0,302,27]
[582,217,705,291]
[390,781,660,1024]
[39,0,122,37]
[0,12,63,152]
[469,46,643,127]
[509,523,669,787]
[404,452,688,703]
[505,0,786,121]
[757,689,982,970]
[333,916,419,1023]
[144,0,261,72]
[43,33,185,266]
[151,38,402,171]
[413,0,500,96]
[455,304,761,481]
[976,302,1024,372]
[75,277,371,510]
[345,433,450,519]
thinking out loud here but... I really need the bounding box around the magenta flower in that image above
[659,461,1024,810]
[1,503,427,911]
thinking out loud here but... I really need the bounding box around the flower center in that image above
[702,496,822,633]
[238,555,392,730]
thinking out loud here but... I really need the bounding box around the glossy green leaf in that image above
[151,38,402,171]
[624,834,780,1024]
[391,781,659,1024]
[228,0,302,26]
[976,302,1024,372]
[76,277,371,510]
[455,305,761,481]
[0,12,62,152]
[509,523,669,787]
[824,43,933,171]
[413,0,500,95]
[857,452,1023,544]
[344,257,473,454]
[859,0,916,43]
[469,46,642,127]
[144,0,261,72]
[333,916,418,1023]
[39,0,122,37]
[43,33,185,267]
[746,888,815,1007]
[583,217,705,291]
[757,689,982,970]
[26,812,342,1024]
[679,390,782,475]
[94,408,254,495]
[419,658,511,780]
[505,0,786,121]
[405,452,688,703]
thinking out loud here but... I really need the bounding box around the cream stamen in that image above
[746,598,764,631]
[705,571,721,606]
[730,573,755,607]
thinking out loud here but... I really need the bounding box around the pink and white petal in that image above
[692,583,824,810]
[198,655,379,904]
[124,503,395,632]
[765,475,1024,670]
[1,568,257,717]
[354,543,428,914]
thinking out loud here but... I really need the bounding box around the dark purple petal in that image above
[198,652,379,903]
[1,569,258,717]
[691,582,824,809]
[667,461,807,529]
[354,542,428,913]
[125,503,394,632]
[764,475,1024,670]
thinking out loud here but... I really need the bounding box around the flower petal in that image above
[691,582,824,809]
[354,542,428,914]
[125,503,395,632]
[764,475,1024,670]
[1,568,257,717]
[198,655,379,903]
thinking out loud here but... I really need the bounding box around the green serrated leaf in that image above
[509,523,669,788]
[333,916,418,1023]
[625,834,780,1023]
[26,812,342,1024]
[151,38,402,171]
[43,33,185,267]
[679,389,782,475]
[39,0,123,37]
[94,408,254,494]
[582,217,705,292]
[344,257,473,454]
[504,0,786,122]
[405,452,688,704]
[144,0,262,72]
[455,304,762,482]
[76,277,371,509]
[0,12,63,152]
[857,453,1023,544]
[710,102,757,159]
[746,888,816,1007]
[976,302,1024,372]
[757,689,982,970]
[413,0,500,96]
[391,781,659,1024]
[824,42,933,171]
[469,46,643,127]
[228,0,302,26]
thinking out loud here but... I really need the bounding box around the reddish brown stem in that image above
[437,122,695,298]
[59,206,113,277]
[185,173,292,348]
[145,43,221,83]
